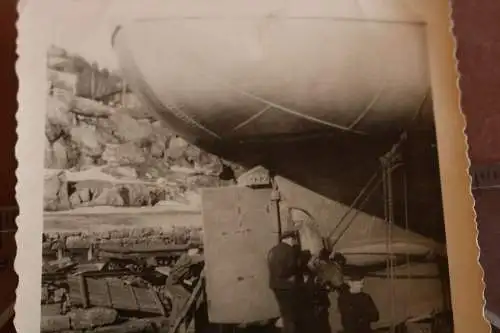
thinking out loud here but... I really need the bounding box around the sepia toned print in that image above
[26,1,460,332]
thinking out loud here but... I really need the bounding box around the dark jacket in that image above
[267,242,301,290]
[337,285,379,333]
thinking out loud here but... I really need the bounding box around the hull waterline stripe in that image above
[175,40,367,136]
[412,91,430,122]
[348,84,385,130]
[197,71,367,135]
[116,36,222,141]
[231,105,273,132]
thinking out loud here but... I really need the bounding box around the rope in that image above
[385,156,397,333]
[328,162,404,252]
[232,105,273,132]
[403,166,412,320]
[383,163,391,330]
[325,134,406,332]
[327,133,407,249]
[329,175,384,249]
[326,167,382,240]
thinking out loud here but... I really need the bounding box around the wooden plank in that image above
[109,282,136,310]
[68,275,166,315]
[201,186,280,323]
[128,284,139,310]
[149,288,168,317]
[134,289,158,312]
[86,278,110,308]
[104,280,113,308]
[78,274,89,308]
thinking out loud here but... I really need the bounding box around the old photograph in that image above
[35,1,455,332]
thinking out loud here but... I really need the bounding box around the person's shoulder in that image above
[271,242,289,251]
[267,243,280,258]
[190,254,204,264]
[268,243,280,252]
[360,291,374,300]
[337,283,350,294]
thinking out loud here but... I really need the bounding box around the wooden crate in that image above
[68,275,166,316]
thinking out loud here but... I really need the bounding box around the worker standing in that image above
[337,269,379,333]
[165,243,204,328]
[309,249,337,333]
[267,229,303,333]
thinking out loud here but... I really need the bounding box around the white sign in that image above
[237,166,271,187]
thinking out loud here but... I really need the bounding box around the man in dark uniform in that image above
[267,229,302,333]
[310,248,337,333]
[165,243,204,326]
[337,269,379,333]
[301,262,332,333]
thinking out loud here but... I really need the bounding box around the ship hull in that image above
[112,0,433,147]
[111,2,448,328]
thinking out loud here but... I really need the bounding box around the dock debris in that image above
[41,227,205,332]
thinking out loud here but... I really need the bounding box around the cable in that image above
[328,159,405,250]
[326,167,382,240]
[329,175,384,249]
[403,166,412,320]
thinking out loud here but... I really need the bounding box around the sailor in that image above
[332,252,347,270]
[165,243,204,325]
[326,252,347,289]
[267,228,302,333]
[301,257,332,333]
[314,249,337,333]
[337,269,379,333]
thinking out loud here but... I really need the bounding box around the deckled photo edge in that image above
[446,2,488,330]
[14,1,488,333]
[15,1,51,332]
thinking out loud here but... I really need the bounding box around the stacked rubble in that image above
[41,226,204,333]
[41,306,167,333]
[45,45,246,211]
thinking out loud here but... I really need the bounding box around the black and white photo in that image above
[16,1,466,332]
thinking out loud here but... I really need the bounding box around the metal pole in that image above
[381,145,398,333]
[121,79,127,106]
[381,156,392,333]
[271,178,282,243]
[275,201,282,243]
